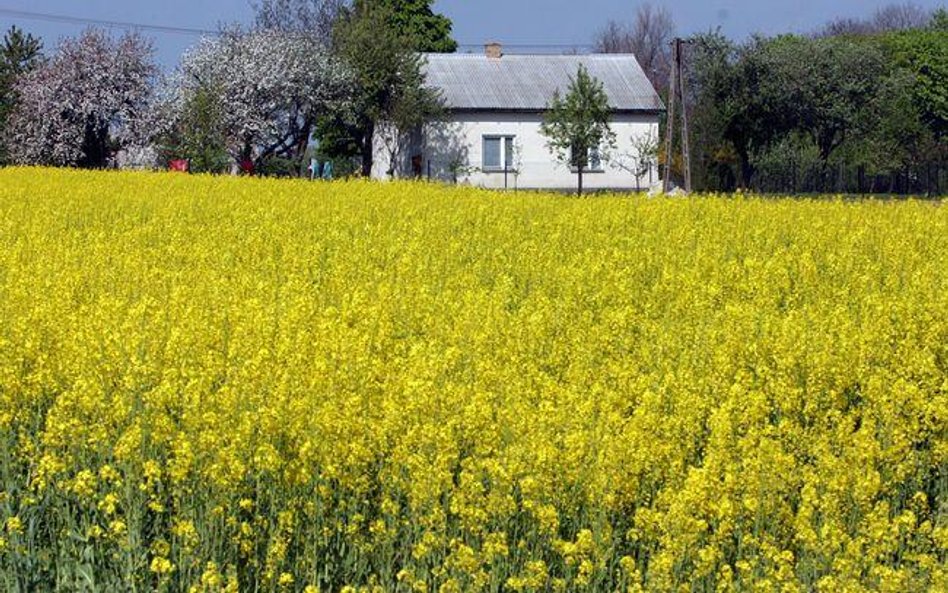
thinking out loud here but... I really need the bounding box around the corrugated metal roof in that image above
[422,53,663,112]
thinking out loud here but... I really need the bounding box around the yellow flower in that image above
[70,469,97,498]
[109,520,127,537]
[199,562,222,587]
[150,556,173,575]
[98,493,119,516]
[5,517,22,535]
[0,168,944,590]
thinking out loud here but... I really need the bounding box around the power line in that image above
[0,8,593,50]
[0,8,217,36]
[457,43,594,50]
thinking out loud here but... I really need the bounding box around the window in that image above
[589,145,602,171]
[570,144,604,172]
[483,135,515,171]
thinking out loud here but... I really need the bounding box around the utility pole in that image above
[663,38,692,193]
[662,43,678,194]
[677,39,692,193]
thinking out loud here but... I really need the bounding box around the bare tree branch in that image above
[593,3,674,93]
[252,0,348,43]
[819,2,933,36]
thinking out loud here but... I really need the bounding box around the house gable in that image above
[422,52,663,114]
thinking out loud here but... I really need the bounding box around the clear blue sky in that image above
[1,1,945,67]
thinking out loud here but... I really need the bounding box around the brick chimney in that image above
[485,41,503,59]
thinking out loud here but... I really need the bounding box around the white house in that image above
[371,43,664,191]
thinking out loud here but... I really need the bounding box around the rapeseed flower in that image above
[0,167,944,591]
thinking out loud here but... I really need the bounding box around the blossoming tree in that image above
[5,29,155,168]
[159,28,353,174]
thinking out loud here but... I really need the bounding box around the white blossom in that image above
[6,29,156,167]
[165,28,353,165]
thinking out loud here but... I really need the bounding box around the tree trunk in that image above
[80,119,110,169]
[295,121,312,177]
[241,140,254,174]
[737,147,754,189]
[360,122,375,178]
[578,165,584,196]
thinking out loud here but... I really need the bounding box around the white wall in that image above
[372,111,660,191]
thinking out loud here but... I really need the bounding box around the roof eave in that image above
[442,107,665,116]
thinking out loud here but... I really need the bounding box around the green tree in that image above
[326,2,443,176]
[931,8,948,31]
[686,31,745,189]
[354,0,457,53]
[158,85,230,173]
[688,33,900,190]
[682,9,947,194]
[0,26,43,163]
[539,65,617,195]
[886,27,948,138]
[313,0,454,176]
[839,66,932,191]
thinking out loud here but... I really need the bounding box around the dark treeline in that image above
[599,3,948,196]
[685,8,948,195]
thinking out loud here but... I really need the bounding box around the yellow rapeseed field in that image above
[0,167,945,592]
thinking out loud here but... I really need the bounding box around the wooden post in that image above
[662,38,694,194]
[677,39,692,193]
[663,43,678,193]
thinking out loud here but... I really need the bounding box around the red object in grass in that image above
[239,159,255,175]
[169,159,189,172]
